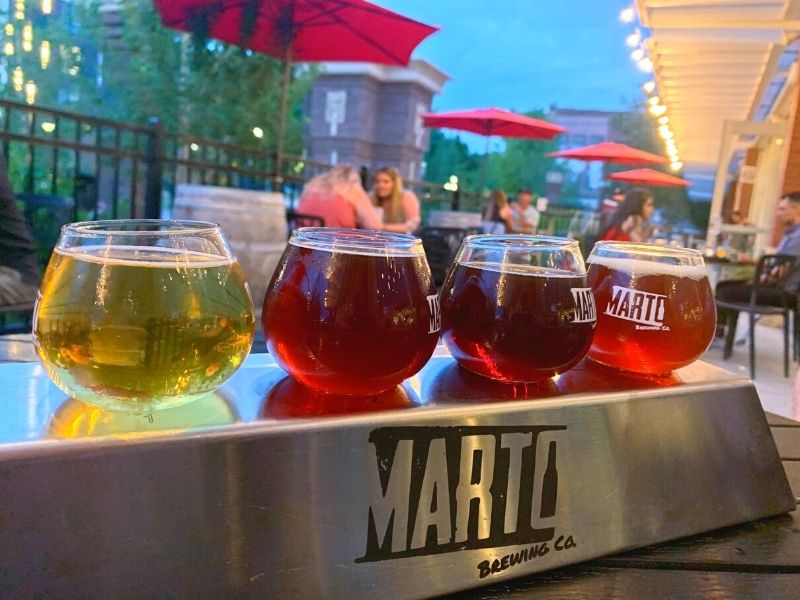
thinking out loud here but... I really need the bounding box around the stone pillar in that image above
[306,60,449,183]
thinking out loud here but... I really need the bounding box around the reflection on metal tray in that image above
[0,348,793,599]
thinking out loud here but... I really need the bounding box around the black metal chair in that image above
[417,226,480,287]
[285,210,324,238]
[716,254,797,379]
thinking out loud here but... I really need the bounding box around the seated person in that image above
[0,153,39,307]
[369,167,421,234]
[509,188,540,233]
[297,165,382,230]
[717,192,800,307]
[481,189,514,234]
[599,188,654,242]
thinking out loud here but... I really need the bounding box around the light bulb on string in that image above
[647,96,660,106]
[658,116,669,125]
[670,161,683,172]
[24,80,37,104]
[626,30,641,48]
[620,7,635,23]
[40,40,50,69]
[5,23,14,36]
[12,66,24,91]
[22,22,33,52]
[14,0,25,20]
[631,48,645,62]
[642,81,656,94]
[638,57,653,73]
[41,0,53,15]
[3,42,13,56]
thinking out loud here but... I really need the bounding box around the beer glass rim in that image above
[63,219,221,237]
[290,227,424,256]
[589,241,705,266]
[464,234,579,251]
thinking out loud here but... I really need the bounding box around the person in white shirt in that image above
[510,189,540,234]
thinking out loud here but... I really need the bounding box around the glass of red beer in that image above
[262,228,440,395]
[440,235,596,382]
[587,242,715,375]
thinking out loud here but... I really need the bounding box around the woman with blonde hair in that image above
[297,164,382,229]
[370,167,422,234]
[482,189,514,233]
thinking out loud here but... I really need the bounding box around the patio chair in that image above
[417,226,479,287]
[285,210,324,238]
[716,254,796,379]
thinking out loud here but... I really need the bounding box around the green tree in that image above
[5,0,314,153]
[608,107,691,227]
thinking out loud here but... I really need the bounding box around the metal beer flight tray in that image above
[0,347,793,598]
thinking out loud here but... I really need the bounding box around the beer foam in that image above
[56,245,235,268]
[290,239,422,257]
[587,255,708,279]
[458,261,583,278]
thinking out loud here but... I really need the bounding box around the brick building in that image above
[305,60,449,182]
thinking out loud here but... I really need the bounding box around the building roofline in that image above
[318,60,451,94]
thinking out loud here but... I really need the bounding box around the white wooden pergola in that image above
[636,0,800,252]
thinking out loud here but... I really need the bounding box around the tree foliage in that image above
[608,107,692,227]
[423,110,561,197]
[6,0,314,153]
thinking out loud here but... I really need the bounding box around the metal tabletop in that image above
[0,349,793,599]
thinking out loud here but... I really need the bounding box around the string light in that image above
[40,40,50,69]
[626,30,641,48]
[41,0,53,14]
[22,22,33,52]
[670,161,684,171]
[647,96,661,106]
[14,0,25,21]
[5,24,14,36]
[24,80,36,104]
[648,104,667,117]
[41,121,55,133]
[4,42,14,56]
[658,116,669,125]
[620,7,635,23]
[631,48,645,62]
[637,57,653,73]
[12,66,24,91]
[642,81,656,94]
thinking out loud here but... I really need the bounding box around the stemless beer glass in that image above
[587,242,715,375]
[262,228,440,395]
[440,235,596,382]
[33,220,255,411]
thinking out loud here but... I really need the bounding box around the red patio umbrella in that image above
[609,168,690,188]
[422,107,566,190]
[154,0,438,184]
[547,142,668,166]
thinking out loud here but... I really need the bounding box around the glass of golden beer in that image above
[32,220,255,411]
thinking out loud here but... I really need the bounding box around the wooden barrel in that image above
[173,185,287,320]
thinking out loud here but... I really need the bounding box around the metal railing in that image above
[1,98,582,253]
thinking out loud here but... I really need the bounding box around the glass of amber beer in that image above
[262,228,440,395]
[33,220,255,411]
[587,241,715,375]
[439,235,596,382]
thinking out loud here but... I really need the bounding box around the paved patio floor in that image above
[702,319,796,419]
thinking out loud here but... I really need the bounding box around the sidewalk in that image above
[702,320,796,420]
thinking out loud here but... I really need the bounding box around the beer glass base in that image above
[455,359,557,385]
[587,354,676,379]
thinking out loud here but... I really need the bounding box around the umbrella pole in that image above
[479,135,491,194]
[274,41,293,192]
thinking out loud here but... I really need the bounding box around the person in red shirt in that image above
[599,188,655,242]
[297,165,382,230]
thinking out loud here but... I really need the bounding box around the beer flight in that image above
[31,220,717,411]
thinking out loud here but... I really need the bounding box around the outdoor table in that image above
[706,259,757,292]
[0,348,794,598]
